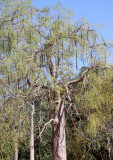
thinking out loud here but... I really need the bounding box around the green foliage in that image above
[82,69,113,138]
[0,0,113,159]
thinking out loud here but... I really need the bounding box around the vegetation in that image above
[0,0,113,160]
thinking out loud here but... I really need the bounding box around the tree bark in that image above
[30,105,35,160]
[52,91,67,160]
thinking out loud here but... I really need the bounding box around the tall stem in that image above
[30,105,34,160]
[14,142,18,160]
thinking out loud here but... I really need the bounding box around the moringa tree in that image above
[0,0,112,160]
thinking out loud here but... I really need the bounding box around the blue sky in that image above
[32,0,113,64]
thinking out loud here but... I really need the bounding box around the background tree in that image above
[66,67,113,160]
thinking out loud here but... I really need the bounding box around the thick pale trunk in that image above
[52,92,67,160]
[14,142,18,160]
[30,105,34,160]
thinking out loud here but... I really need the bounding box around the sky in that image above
[32,0,113,64]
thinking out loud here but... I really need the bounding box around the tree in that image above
[0,1,112,160]
[66,66,113,160]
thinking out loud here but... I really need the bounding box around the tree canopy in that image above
[0,0,113,160]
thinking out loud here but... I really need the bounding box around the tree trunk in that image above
[52,91,67,160]
[14,142,18,160]
[30,105,34,160]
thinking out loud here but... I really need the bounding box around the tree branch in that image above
[37,119,54,139]
[65,65,100,86]
[64,65,100,104]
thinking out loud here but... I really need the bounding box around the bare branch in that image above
[66,107,91,142]
[65,65,100,86]
[37,119,54,139]
[64,65,100,110]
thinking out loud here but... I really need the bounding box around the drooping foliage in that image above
[0,0,113,159]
